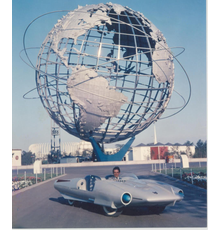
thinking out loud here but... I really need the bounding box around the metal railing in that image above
[151,162,207,189]
[12,167,66,191]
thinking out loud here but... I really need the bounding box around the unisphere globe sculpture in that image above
[35,3,175,145]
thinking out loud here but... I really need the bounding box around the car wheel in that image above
[68,199,74,206]
[102,206,123,217]
[149,206,166,214]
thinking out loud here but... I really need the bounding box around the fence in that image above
[12,166,66,192]
[152,162,207,189]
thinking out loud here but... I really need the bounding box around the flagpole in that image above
[154,123,161,172]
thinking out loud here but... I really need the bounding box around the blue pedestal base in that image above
[89,136,135,162]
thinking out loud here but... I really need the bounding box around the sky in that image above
[11,0,207,151]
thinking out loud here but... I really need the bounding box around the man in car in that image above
[113,166,120,179]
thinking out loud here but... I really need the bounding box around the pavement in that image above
[12,163,207,228]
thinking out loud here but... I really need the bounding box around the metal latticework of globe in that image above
[35,3,175,144]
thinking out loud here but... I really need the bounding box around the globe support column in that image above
[89,136,135,161]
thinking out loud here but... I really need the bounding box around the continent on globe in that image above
[47,2,174,85]
[49,3,125,66]
[35,2,176,144]
[152,30,174,84]
[67,66,127,133]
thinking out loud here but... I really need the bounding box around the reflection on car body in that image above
[54,173,184,216]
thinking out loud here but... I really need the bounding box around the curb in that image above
[12,159,207,170]
[12,174,66,196]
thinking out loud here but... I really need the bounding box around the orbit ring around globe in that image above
[20,4,191,145]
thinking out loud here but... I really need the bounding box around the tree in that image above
[193,139,207,158]
[22,151,35,165]
[82,149,92,158]
[62,151,68,157]
[75,150,80,156]
[169,146,180,159]
[91,150,97,162]
[183,140,194,146]
[115,143,132,152]
[47,154,52,163]
[151,149,156,159]
[182,141,194,158]
[115,144,123,150]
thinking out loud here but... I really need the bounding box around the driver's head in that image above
[113,166,120,178]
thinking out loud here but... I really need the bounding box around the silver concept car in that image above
[54,173,184,216]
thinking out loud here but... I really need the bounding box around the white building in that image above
[127,146,151,161]
[100,144,195,162]
[12,149,22,166]
[128,145,195,161]
[28,140,195,162]
[28,141,93,158]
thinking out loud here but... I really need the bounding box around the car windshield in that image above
[120,173,138,180]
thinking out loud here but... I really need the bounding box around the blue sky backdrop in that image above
[12,0,207,151]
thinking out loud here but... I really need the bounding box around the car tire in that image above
[68,199,74,206]
[149,206,166,214]
[102,206,123,217]
[68,200,82,207]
